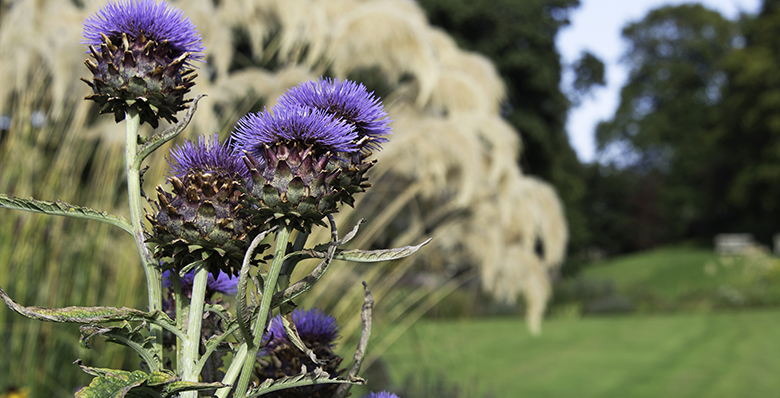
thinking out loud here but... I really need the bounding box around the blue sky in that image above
[557,0,762,163]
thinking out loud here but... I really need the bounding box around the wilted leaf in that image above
[281,312,323,365]
[314,238,432,263]
[0,286,185,340]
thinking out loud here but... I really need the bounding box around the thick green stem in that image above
[172,272,184,375]
[181,264,209,395]
[124,109,163,362]
[216,343,248,398]
[234,225,292,397]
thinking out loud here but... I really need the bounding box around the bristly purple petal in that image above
[231,105,359,158]
[360,392,401,398]
[82,0,204,63]
[276,77,392,151]
[162,269,238,296]
[167,134,249,180]
[262,308,340,349]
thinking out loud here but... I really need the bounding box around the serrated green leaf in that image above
[332,238,432,263]
[0,194,133,235]
[74,364,149,398]
[246,368,364,398]
[163,381,227,394]
[74,361,224,397]
[80,322,161,372]
[0,285,186,340]
[1,285,144,322]
[144,371,176,386]
[237,228,277,344]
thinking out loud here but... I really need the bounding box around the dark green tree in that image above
[714,0,780,240]
[595,4,738,246]
[570,50,607,106]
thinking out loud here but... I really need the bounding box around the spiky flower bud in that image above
[277,77,392,151]
[232,78,392,230]
[256,308,344,398]
[276,77,392,206]
[232,105,358,231]
[146,135,258,277]
[81,0,204,128]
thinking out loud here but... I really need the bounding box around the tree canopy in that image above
[594,0,780,251]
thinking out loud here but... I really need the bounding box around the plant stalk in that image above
[172,271,184,375]
[233,225,292,396]
[181,264,209,396]
[216,343,248,398]
[124,108,163,361]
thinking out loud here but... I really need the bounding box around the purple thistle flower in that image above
[361,392,401,398]
[263,308,340,349]
[232,105,359,159]
[277,77,392,151]
[166,134,249,180]
[82,0,204,64]
[162,269,238,296]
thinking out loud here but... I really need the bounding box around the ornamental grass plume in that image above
[146,134,259,277]
[81,0,204,127]
[256,308,345,398]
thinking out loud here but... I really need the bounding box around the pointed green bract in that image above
[82,31,198,128]
[243,144,343,232]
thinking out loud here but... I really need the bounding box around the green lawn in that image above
[551,247,780,313]
[381,310,780,398]
[583,247,754,298]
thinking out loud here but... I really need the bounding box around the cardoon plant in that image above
[0,1,426,397]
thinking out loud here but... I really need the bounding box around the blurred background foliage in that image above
[3,0,780,396]
[592,1,780,255]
